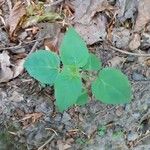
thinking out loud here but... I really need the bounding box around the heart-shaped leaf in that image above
[55,66,82,111]
[24,50,60,85]
[82,53,102,71]
[92,68,132,104]
[60,27,89,67]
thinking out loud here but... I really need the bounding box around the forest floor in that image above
[0,0,150,150]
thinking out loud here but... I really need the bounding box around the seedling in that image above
[24,27,132,112]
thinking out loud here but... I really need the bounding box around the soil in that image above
[0,0,150,150]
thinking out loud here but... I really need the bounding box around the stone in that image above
[112,27,131,49]
[129,33,141,51]
[62,112,71,123]
[127,132,139,141]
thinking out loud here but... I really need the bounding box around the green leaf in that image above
[92,68,132,104]
[60,27,89,67]
[76,89,88,106]
[24,50,60,85]
[55,66,82,111]
[82,53,102,71]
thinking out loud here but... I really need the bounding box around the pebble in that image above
[54,113,62,122]
[132,72,145,81]
[132,113,140,119]
[129,33,141,51]
[126,56,137,62]
[141,32,150,50]
[127,132,139,141]
[115,107,124,117]
[35,101,53,115]
[62,112,71,123]
[112,27,131,49]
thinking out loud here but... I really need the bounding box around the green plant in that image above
[98,125,107,137]
[24,27,132,112]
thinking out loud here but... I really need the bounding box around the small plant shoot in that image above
[24,27,132,112]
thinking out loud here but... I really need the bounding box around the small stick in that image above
[29,40,39,54]
[45,127,58,136]
[102,44,150,57]
[38,133,56,150]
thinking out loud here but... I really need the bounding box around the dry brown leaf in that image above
[0,66,13,83]
[73,0,114,45]
[13,59,25,78]
[0,51,13,83]
[44,38,58,53]
[134,0,150,32]
[0,51,25,83]
[8,1,26,39]
[75,14,107,45]
[0,51,10,66]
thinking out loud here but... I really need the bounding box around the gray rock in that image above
[112,27,131,49]
[141,32,150,50]
[54,113,62,122]
[62,112,71,123]
[132,72,146,81]
[127,132,139,141]
[35,101,53,115]
[129,33,141,51]
[126,56,137,62]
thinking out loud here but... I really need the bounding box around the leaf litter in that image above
[7,1,26,40]
[0,51,25,83]
[0,0,150,149]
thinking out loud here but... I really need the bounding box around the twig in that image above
[45,128,58,136]
[38,133,56,150]
[102,43,150,57]
[29,41,39,54]
[8,131,17,135]
[0,38,45,51]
